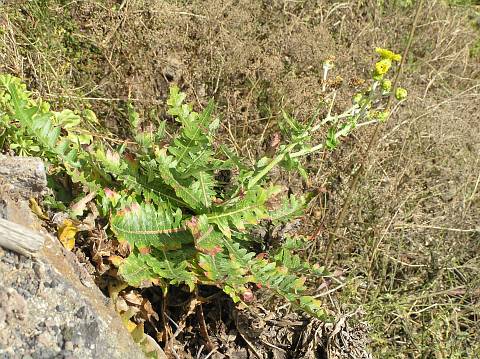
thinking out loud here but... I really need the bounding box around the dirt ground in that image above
[1,0,479,358]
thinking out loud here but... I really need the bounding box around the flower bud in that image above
[242,289,254,303]
[352,93,363,104]
[377,110,390,123]
[395,87,408,100]
[381,79,392,92]
[104,187,121,207]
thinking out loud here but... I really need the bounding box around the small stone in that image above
[6,288,27,321]
[75,306,88,320]
[45,277,60,288]
[64,341,74,351]
[2,252,16,265]
[33,262,44,279]
[0,199,7,220]
[16,287,32,299]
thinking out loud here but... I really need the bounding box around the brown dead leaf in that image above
[70,191,97,217]
[29,197,48,220]
[117,240,132,257]
[124,291,143,306]
[80,212,97,231]
[115,297,129,313]
[57,219,78,251]
[141,299,159,321]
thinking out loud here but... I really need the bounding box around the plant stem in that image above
[247,143,296,189]
[290,143,324,159]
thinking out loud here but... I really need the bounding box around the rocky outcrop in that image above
[0,156,147,359]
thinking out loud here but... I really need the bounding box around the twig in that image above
[379,251,427,268]
[173,11,207,19]
[196,345,204,359]
[204,348,218,359]
[314,280,352,298]
[196,299,215,351]
[43,93,165,104]
[0,218,45,256]
[393,224,479,233]
[467,169,480,204]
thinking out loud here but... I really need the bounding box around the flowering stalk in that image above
[326,0,424,266]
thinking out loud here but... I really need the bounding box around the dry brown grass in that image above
[1,0,479,357]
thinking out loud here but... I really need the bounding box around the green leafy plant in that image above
[0,48,405,320]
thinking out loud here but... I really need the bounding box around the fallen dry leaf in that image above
[141,299,159,321]
[29,197,48,220]
[70,191,97,217]
[124,291,143,306]
[117,240,132,257]
[108,255,124,267]
[57,219,78,251]
[115,297,130,313]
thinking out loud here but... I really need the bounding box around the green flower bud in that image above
[381,79,392,92]
[395,87,408,100]
[323,59,335,71]
[377,110,390,122]
[353,93,363,104]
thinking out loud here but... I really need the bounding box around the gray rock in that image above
[0,156,147,359]
[0,155,48,199]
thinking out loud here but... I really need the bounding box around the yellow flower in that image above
[375,59,392,76]
[375,48,402,62]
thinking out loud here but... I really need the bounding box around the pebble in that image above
[75,306,88,320]
[16,287,32,299]
[6,288,27,321]
[45,277,60,288]
[2,253,16,265]
[33,262,44,279]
